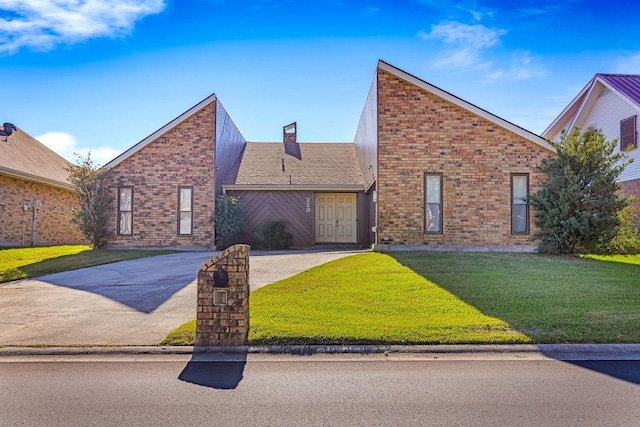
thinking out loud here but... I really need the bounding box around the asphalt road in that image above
[0,249,363,346]
[1,353,639,426]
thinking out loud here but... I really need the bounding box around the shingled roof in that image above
[223,142,364,190]
[0,127,73,189]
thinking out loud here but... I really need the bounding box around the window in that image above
[425,173,443,234]
[178,187,193,236]
[511,174,529,234]
[620,116,637,151]
[118,187,133,236]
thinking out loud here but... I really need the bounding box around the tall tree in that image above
[530,126,631,254]
[67,153,113,249]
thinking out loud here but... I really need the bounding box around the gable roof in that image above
[542,73,640,138]
[378,60,556,153]
[598,74,640,107]
[104,93,217,169]
[223,142,364,191]
[0,127,73,190]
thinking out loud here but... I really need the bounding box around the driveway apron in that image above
[0,250,362,346]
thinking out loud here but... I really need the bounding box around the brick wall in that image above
[196,244,250,346]
[0,175,86,246]
[375,69,555,248]
[107,102,216,249]
[620,178,640,202]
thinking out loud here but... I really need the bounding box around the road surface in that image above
[1,353,639,426]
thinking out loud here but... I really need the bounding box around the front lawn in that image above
[162,252,640,345]
[0,245,178,283]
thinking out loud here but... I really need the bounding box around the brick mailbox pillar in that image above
[196,244,250,346]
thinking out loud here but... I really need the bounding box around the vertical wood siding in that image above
[354,74,379,190]
[214,100,246,195]
[230,190,314,247]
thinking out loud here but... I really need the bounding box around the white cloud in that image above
[37,131,121,166]
[486,51,547,82]
[431,47,485,70]
[421,21,505,49]
[0,0,165,54]
[419,21,506,70]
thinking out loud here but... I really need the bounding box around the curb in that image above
[1,344,639,360]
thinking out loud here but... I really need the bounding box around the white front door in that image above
[315,193,357,243]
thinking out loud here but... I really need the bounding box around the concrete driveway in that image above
[0,249,363,347]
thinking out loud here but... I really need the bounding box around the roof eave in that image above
[103,93,218,169]
[542,75,596,138]
[596,75,640,113]
[223,184,365,192]
[0,166,75,191]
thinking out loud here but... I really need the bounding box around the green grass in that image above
[0,245,178,283]
[163,252,640,346]
[248,253,528,345]
[581,253,640,265]
[391,252,640,344]
[162,319,196,346]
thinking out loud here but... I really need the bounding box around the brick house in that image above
[102,61,556,251]
[103,95,245,250]
[542,73,640,199]
[355,61,557,251]
[0,127,85,246]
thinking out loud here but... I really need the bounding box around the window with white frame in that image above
[178,187,193,236]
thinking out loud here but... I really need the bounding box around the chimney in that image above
[283,122,297,144]
[283,122,301,160]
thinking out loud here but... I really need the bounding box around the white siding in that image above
[583,88,640,182]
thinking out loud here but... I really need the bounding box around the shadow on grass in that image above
[388,252,640,384]
[179,352,247,389]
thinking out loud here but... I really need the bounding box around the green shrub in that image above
[252,220,293,250]
[603,199,640,254]
[67,153,113,249]
[529,126,631,254]
[214,195,245,250]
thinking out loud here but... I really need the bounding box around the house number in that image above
[305,197,311,213]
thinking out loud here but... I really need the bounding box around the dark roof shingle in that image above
[0,127,72,188]
[225,142,364,188]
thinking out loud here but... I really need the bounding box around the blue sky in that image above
[2,0,640,165]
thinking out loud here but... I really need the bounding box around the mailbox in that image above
[213,268,229,287]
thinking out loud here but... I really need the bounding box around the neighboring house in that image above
[355,61,557,251]
[0,127,85,246]
[542,73,640,198]
[101,60,556,251]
